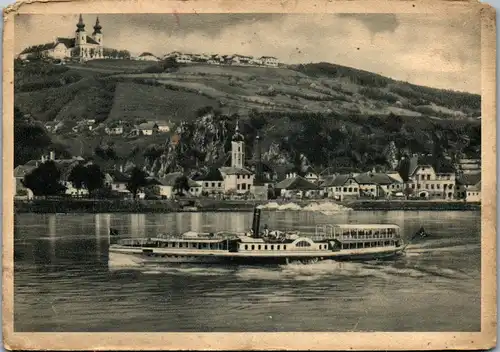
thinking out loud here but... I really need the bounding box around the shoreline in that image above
[14,199,481,214]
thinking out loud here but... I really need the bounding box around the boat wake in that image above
[257,201,352,214]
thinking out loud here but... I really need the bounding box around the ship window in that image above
[258,245,261,250]
[277,245,281,250]
[265,245,268,250]
[296,241,311,247]
[284,245,287,250]
[245,245,248,250]
[271,245,274,250]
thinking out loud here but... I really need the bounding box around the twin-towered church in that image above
[18,15,104,61]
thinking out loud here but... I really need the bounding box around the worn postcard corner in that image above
[2,0,497,350]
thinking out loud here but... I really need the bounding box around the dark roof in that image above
[355,172,401,185]
[219,166,253,176]
[139,52,155,57]
[275,176,319,190]
[138,122,158,130]
[159,172,198,187]
[320,175,336,187]
[193,168,224,181]
[56,37,75,48]
[457,173,481,186]
[329,174,358,187]
[107,170,129,183]
[86,36,100,45]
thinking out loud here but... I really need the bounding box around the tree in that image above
[23,161,66,197]
[403,185,414,200]
[68,164,86,193]
[173,175,190,196]
[161,56,179,70]
[84,164,105,195]
[126,167,148,199]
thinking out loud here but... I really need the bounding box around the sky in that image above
[15,13,481,93]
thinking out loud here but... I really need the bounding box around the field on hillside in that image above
[14,59,481,171]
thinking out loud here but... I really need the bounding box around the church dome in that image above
[76,14,85,32]
[232,122,244,142]
[93,17,102,34]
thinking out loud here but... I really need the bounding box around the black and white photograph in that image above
[4,1,496,350]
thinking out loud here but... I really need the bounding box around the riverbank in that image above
[14,199,481,213]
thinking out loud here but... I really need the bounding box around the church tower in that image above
[75,14,87,46]
[231,120,245,169]
[92,17,103,46]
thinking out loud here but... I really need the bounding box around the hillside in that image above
[14,59,481,173]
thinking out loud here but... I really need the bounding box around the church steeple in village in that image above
[231,119,245,169]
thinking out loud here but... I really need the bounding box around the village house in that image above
[260,56,279,67]
[219,122,255,194]
[455,173,481,202]
[156,121,172,133]
[137,122,159,136]
[13,161,38,199]
[354,172,403,198]
[193,168,225,196]
[44,121,64,133]
[405,162,456,200]
[325,174,360,201]
[59,159,90,197]
[175,53,193,63]
[104,169,130,194]
[156,172,201,199]
[105,125,124,135]
[18,15,104,62]
[275,175,319,199]
[135,52,159,61]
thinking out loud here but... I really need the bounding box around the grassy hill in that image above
[14,58,481,172]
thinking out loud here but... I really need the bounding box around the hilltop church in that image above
[18,15,104,61]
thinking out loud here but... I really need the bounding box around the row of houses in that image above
[43,119,173,136]
[160,52,280,67]
[13,153,482,203]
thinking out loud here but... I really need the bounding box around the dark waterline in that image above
[14,210,481,332]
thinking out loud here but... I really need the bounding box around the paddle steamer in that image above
[108,208,407,265]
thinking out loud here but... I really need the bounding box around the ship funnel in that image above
[252,207,261,238]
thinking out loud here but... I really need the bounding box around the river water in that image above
[14,210,480,332]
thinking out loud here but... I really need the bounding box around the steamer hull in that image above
[108,245,405,267]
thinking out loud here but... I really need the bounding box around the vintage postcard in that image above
[2,0,497,350]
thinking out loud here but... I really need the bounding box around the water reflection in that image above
[14,210,481,332]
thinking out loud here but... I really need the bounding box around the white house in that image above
[193,168,225,196]
[175,54,193,63]
[157,172,201,199]
[455,173,481,202]
[406,163,456,200]
[105,126,123,135]
[104,169,130,194]
[260,56,279,67]
[354,172,403,198]
[326,174,360,200]
[156,121,172,133]
[137,122,158,136]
